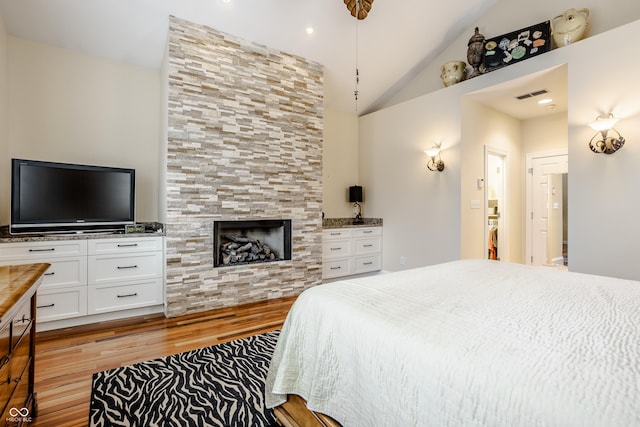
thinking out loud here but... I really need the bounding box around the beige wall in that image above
[460,100,523,262]
[322,107,359,218]
[4,37,161,224]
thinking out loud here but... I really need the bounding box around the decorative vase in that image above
[552,8,590,47]
[440,61,467,87]
[467,27,485,78]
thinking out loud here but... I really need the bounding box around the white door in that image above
[527,153,567,265]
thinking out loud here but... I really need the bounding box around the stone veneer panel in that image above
[165,17,323,317]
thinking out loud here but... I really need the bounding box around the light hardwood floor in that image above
[31,296,297,427]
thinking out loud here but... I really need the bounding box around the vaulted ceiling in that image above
[0,0,499,115]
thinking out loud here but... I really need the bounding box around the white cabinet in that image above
[0,235,164,329]
[322,226,382,279]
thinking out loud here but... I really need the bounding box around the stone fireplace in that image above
[214,220,292,267]
[163,17,324,317]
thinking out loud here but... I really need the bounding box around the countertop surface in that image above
[0,222,165,243]
[0,263,50,326]
[322,218,382,229]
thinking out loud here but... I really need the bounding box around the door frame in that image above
[525,149,568,265]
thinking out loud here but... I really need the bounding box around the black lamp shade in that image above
[349,186,363,203]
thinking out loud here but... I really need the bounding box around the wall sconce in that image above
[588,114,625,154]
[425,144,445,172]
[349,185,364,224]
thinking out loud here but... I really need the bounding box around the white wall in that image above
[322,107,359,218]
[566,22,640,280]
[0,15,8,226]
[383,0,640,111]
[359,91,462,271]
[4,37,161,224]
[360,19,640,281]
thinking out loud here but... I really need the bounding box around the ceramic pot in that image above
[440,61,467,87]
[552,8,590,47]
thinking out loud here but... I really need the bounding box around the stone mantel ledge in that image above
[0,222,165,243]
[322,218,383,229]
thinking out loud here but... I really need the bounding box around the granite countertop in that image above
[0,222,165,243]
[322,218,383,229]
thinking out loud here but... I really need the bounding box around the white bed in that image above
[265,259,640,427]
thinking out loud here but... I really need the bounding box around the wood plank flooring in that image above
[31,296,297,427]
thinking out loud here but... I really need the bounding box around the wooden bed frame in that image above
[274,394,342,427]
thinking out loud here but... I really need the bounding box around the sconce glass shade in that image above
[588,114,618,132]
[588,114,625,154]
[425,145,445,172]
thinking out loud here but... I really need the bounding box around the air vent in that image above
[515,89,549,100]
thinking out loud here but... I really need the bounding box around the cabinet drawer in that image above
[354,237,382,255]
[322,258,352,279]
[352,227,382,238]
[36,287,87,322]
[88,252,162,284]
[322,229,352,241]
[88,237,163,255]
[5,258,87,290]
[322,240,351,259]
[88,279,163,314]
[354,254,382,274]
[0,240,87,261]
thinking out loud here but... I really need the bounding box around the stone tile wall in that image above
[165,17,324,317]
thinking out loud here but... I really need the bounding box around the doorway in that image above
[525,151,568,266]
[485,146,508,261]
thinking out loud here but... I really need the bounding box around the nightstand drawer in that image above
[322,258,352,279]
[352,227,381,238]
[322,229,352,241]
[354,237,382,255]
[354,254,382,274]
[322,240,352,259]
[88,252,162,284]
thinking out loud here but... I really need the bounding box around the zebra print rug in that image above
[89,331,280,427]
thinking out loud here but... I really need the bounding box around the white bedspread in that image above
[265,259,640,427]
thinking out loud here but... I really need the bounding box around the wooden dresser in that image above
[0,263,49,426]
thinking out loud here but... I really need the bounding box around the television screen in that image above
[11,159,135,233]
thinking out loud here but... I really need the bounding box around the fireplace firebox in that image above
[213,219,292,267]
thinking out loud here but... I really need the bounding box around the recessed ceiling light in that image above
[538,98,553,105]
[305,26,314,35]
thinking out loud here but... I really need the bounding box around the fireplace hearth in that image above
[213,220,292,267]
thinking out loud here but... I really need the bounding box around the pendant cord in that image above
[354,1,360,112]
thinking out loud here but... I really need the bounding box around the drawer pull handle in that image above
[117,265,138,269]
[37,303,55,309]
[330,266,341,270]
[363,230,373,234]
[117,293,138,298]
[29,248,55,252]
[330,247,341,251]
[363,262,373,265]
[363,244,374,248]
[330,232,342,236]
[117,243,139,248]
[44,272,55,276]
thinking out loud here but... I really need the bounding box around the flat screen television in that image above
[10,158,135,234]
